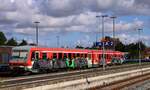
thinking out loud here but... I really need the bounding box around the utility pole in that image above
[96,15,108,70]
[96,16,100,43]
[138,28,143,65]
[34,21,40,46]
[110,16,117,51]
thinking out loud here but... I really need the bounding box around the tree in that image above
[125,42,146,59]
[0,31,7,45]
[75,45,84,49]
[91,42,99,49]
[19,39,28,46]
[115,42,125,52]
[6,38,18,46]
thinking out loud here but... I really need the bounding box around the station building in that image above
[144,48,150,59]
[0,46,13,71]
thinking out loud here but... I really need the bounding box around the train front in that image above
[9,46,31,72]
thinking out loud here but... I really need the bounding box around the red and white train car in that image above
[9,46,124,73]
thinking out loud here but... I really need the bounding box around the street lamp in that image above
[110,16,117,51]
[96,15,108,70]
[34,21,40,46]
[138,28,143,65]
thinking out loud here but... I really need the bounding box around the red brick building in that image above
[0,46,12,65]
[144,48,150,59]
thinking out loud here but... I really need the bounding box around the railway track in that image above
[90,71,150,90]
[0,63,150,90]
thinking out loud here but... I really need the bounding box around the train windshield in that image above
[12,50,28,60]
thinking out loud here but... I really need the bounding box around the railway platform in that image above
[24,67,150,90]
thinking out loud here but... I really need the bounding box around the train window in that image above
[77,53,80,57]
[85,54,87,58]
[63,53,67,59]
[99,54,101,59]
[31,52,35,61]
[75,53,77,57]
[58,53,62,59]
[72,53,75,58]
[81,54,84,58]
[107,55,110,59]
[68,53,71,59]
[53,53,57,59]
[80,54,82,57]
[12,50,28,60]
[88,54,91,59]
[42,53,47,60]
[35,52,39,60]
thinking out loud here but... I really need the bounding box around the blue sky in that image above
[0,0,150,47]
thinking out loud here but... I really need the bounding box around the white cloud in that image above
[35,0,150,17]
[115,19,144,32]
[75,35,93,47]
[118,33,150,45]
[0,0,149,46]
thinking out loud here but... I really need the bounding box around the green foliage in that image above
[0,31,7,45]
[75,45,84,49]
[0,31,29,46]
[19,39,28,46]
[125,42,146,59]
[115,42,125,52]
[6,38,18,46]
[91,36,147,59]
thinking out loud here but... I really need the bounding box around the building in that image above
[144,48,150,59]
[0,46,13,71]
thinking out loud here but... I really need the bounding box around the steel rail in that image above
[0,63,150,90]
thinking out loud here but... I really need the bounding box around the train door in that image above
[42,52,47,60]
[30,51,40,72]
[109,53,113,64]
[99,54,102,65]
[111,53,116,64]
[35,51,40,60]
[58,53,66,69]
[92,54,99,67]
[67,53,75,69]
[100,53,107,66]
[37,52,48,69]
[47,52,52,60]
[31,51,40,63]
[46,52,53,70]
[106,54,111,64]
[74,53,80,69]
[87,53,92,68]
[52,53,59,69]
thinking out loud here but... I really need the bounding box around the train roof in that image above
[12,46,90,51]
[12,46,35,51]
[31,47,91,53]
[12,46,124,54]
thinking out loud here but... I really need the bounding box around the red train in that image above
[9,46,125,73]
